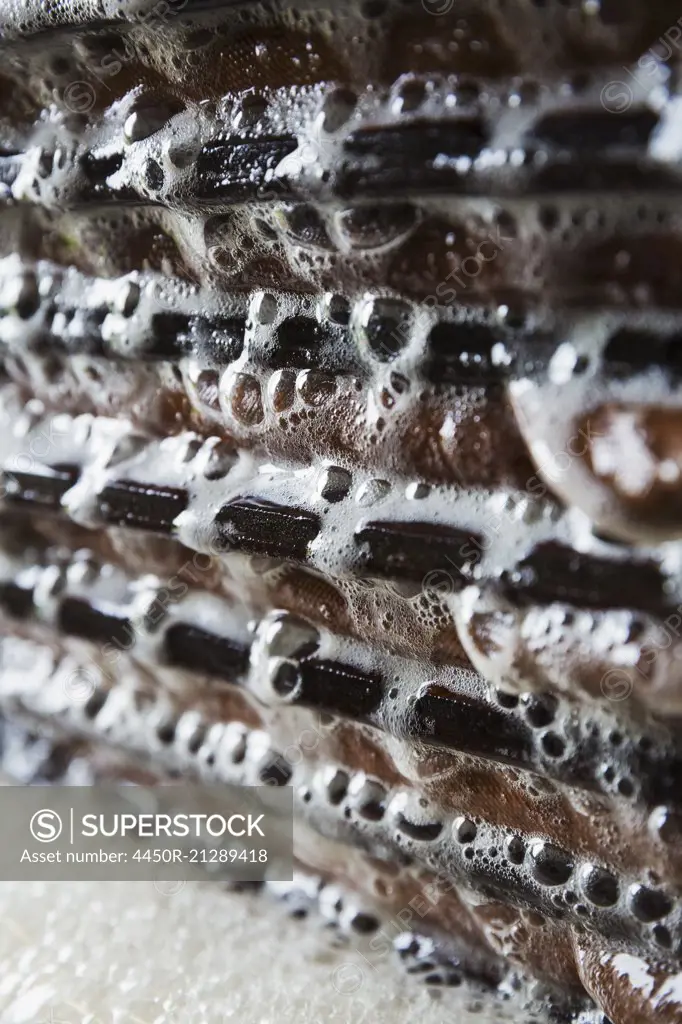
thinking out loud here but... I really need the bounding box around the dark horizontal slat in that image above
[503,542,668,615]
[163,622,250,681]
[603,328,682,378]
[532,160,678,193]
[297,658,384,719]
[338,121,487,197]
[425,322,508,385]
[268,316,328,370]
[2,463,79,510]
[354,520,482,584]
[194,136,297,203]
[530,109,658,151]
[145,312,193,360]
[411,683,533,766]
[97,480,188,533]
[58,596,134,648]
[344,121,487,160]
[215,497,320,559]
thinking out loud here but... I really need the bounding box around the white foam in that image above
[0,879,524,1024]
